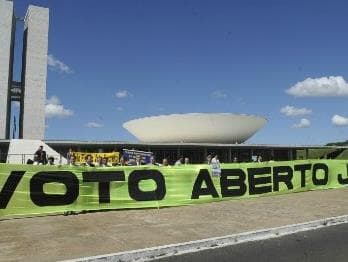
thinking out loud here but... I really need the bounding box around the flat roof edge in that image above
[0,140,347,148]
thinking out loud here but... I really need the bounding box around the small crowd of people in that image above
[26,146,271,170]
[26,145,56,165]
[70,154,111,167]
[117,155,191,167]
[67,153,191,168]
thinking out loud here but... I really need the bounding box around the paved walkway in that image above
[1,188,348,261]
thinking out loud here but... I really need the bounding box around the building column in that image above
[288,149,293,160]
[0,0,15,139]
[20,5,49,140]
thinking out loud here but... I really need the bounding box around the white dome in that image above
[123,113,267,143]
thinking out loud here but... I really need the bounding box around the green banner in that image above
[1,160,348,218]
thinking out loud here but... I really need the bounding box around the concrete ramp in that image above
[7,139,67,164]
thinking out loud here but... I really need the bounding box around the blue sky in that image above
[10,0,348,144]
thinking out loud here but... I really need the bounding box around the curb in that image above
[63,214,348,262]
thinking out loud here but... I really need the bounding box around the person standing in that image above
[118,156,127,166]
[47,156,55,165]
[95,156,102,167]
[135,155,142,166]
[69,155,78,166]
[84,155,95,167]
[257,155,263,163]
[206,154,212,165]
[162,158,170,167]
[210,154,221,177]
[175,156,184,166]
[148,156,159,166]
[34,145,47,165]
[101,157,110,167]
[66,148,73,165]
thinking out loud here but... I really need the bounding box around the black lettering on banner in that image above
[83,171,125,203]
[30,171,79,206]
[0,171,26,209]
[128,170,166,201]
[248,167,272,195]
[273,166,293,191]
[294,164,312,187]
[220,169,247,197]
[191,169,219,199]
[312,163,329,185]
[338,164,348,185]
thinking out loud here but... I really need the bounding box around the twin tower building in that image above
[0,0,49,140]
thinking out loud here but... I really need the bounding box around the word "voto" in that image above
[0,170,166,208]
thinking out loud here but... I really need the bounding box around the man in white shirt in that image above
[175,156,183,166]
[162,158,171,167]
[210,154,221,177]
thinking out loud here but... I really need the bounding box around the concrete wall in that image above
[0,0,15,139]
[20,5,49,140]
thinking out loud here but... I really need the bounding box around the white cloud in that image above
[46,96,60,105]
[211,90,227,99]
[116,106,124,111]
[332,114,348,126]
[292,118,311,128]
[286,76,348,97]
[86,122,104,128]
[47,54,73,74]
[45,96,73,119]
[280,105,312,117]
[115,90,132,98]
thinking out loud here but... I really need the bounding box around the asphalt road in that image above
[154,222,348,262]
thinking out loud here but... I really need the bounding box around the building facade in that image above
[0,0,15,139]
[1,139,347,164]
[0,0,49,140]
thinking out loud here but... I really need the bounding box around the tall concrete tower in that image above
[0,0,15,139]
[19,5,49,139]
[0,0,49,140]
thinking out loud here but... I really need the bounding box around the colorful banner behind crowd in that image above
[0,160,348,218]
[73,152,120,165]
[122,149,153,164]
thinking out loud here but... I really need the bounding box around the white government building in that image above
[123,113,267,144]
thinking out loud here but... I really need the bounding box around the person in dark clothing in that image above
[34,145,47,165]
[83,154,95,167]
[26,159,34,165]
[48,156,55,165]
[66,148,73,165]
